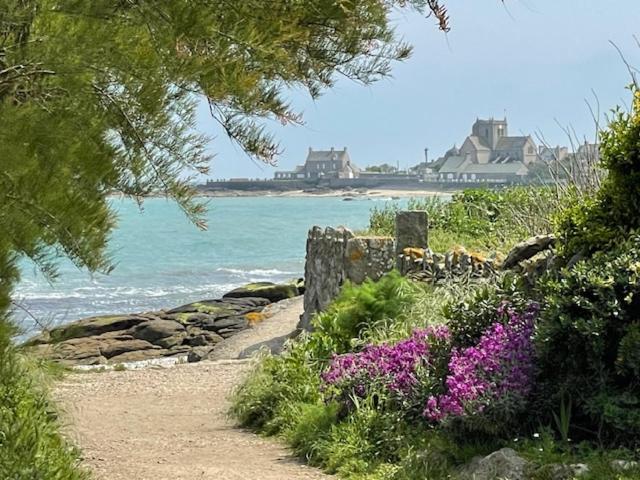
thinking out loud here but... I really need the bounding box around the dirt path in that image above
[54,297,333,480]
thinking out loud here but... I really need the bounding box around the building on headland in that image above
[538,145,569,163]
[274,147,360,180]
[428,118,538,183]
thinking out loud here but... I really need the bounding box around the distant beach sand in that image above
[198,187,457,198]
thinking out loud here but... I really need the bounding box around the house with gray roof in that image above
[274,147,359,180]
[432,118,537,182]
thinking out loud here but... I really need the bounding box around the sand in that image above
[53,297,333,480]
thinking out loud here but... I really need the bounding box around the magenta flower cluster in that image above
[423,302,538,422]
[321,326,451,399]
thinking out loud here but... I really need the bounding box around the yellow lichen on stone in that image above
[402,247,425,259]
[245,311,265,326]
[451,245,468,264]
[469,251,487,263]
[349,247,364,262]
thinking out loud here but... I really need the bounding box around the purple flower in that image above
[423,303,537,423]
[321,326,451,401]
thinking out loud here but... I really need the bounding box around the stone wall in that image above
[299,226,394,330]
[299,210,555,331]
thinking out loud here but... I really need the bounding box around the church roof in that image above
[495,136,531,151]
[466,135,491,151]
[438,155,467,173]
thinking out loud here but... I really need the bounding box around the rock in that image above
[30,342,106,366]
[187,346,213,363]
[345,236,394,284]
[47,314,149,343]
[503,234,556,269]
[166,301,237,317]
[184,326,224,346]
[611,460,639,472]
[223,282,299,303]
[132,319,185,343]
[154,332,187,349]
[460,448,527,480]
[99,339,160,359]
[28,293,271,366]
[108,349,170,364]
[200,315,249,333]
[239,333,292,358]
[544,463,590,480]
[571,464,590,477]
[165,345,191,356]
[32,335,159,365]
[222,297,271,308]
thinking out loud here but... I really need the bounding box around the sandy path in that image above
[54,297,333,480]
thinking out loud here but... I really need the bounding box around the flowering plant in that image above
[423,302,538,429]
[321,326,451,408]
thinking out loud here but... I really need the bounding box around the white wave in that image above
[215,267,299,277]
[13,282,239,301]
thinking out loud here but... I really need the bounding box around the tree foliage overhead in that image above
[0,0,450,309]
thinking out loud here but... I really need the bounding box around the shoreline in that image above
[195,187,458,198]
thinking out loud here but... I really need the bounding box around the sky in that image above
[195,1,640,180]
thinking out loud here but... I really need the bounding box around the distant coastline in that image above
[195,187,458,199]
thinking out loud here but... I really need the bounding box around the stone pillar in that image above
[395,210,428,271]
[299,226,353,331]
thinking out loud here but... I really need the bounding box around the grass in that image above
[0,319,88,479]
[231,273,640,480]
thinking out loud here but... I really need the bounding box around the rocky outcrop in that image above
[503,234,556,269]
[27,284,299,366]
[460,448,528,480]
[223,281,301,303]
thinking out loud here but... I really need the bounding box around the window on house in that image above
[528,147,534,154]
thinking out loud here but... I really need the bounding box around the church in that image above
[432,118,537,182]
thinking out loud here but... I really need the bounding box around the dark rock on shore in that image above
[27,282,301,366]
[223,281,302,303]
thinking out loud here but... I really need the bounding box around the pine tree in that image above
[0,0,450,309]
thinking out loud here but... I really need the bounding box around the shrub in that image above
[535,234,640,444]
[367,187,557,254]
[556,87,640,256]
[424,302,538,436]
[443,273,529,348]
[231,340,322,434]
[0,320,88,479]
[311,271,419,355]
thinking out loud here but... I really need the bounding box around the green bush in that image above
[535,234,640,444]
[0,320,87,479]
[311,271,419,355]
[556,88,640,257]
[443,273,529,348]
[367,187,556,254]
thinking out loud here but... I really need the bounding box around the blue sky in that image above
[196,1,640,180]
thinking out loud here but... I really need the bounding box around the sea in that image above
[12,196,407,331]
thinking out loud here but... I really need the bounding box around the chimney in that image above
[424,148,429,164]
[308,147,312,153]
[343,147,347,152]
[330,147,334,152]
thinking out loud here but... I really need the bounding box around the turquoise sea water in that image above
[13,196,402,329]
